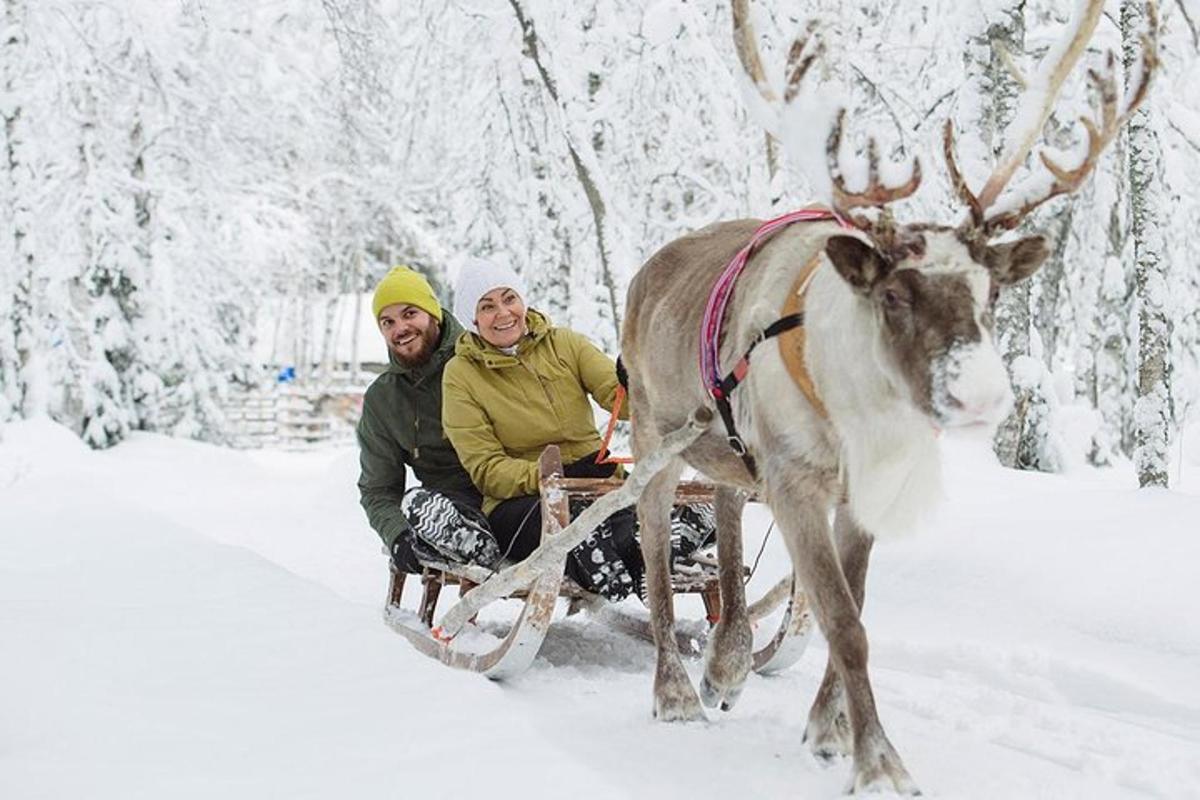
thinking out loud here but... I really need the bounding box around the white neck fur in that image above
[804,264,944,538]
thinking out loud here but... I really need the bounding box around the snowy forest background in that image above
[2,0,1199,487]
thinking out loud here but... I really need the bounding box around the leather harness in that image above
[710,253,828,479]
[611,210,845,478]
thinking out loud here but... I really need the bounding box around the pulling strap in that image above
[595,384,634,465]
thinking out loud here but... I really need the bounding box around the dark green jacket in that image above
[356,314,480,548]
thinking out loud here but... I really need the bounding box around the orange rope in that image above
[595,384,635,465]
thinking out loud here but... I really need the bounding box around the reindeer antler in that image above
[782,22,822,104]
[731,0,779,106]
[827,109,922,219]
[943,120,985,228]
[950,0,1159,236]
[731,2,919,233]
[733,3,824,110]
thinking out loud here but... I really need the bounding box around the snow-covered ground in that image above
[2,418,1198,799]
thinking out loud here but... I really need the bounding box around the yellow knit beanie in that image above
[372,266,443,322]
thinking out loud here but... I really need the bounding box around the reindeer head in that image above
[822,227,1046,426]
[734,0,1157,427]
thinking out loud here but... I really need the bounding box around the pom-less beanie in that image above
[371,266,444,322]
[452,257,529,329]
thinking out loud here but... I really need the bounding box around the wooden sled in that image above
[383,443,812,679]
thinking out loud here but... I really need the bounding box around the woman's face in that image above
[475,286,527,348]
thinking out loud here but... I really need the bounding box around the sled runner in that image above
[383,413,812,679]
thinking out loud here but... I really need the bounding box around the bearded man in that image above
[357,266,500,574]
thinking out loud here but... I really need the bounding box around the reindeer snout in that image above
[943,386,1013,426]
[934,343,1013,428]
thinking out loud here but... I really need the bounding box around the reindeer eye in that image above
[883,289,902,309]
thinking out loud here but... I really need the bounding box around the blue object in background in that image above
[277,365,296,383]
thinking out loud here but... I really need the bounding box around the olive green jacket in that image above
[442,309,625,515]
[356,314,480,548]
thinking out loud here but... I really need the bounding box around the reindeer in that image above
[621,2,1156,793]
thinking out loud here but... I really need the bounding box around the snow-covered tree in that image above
[0,0,1193,485]
[1125,0,1172,487]
[1,0,43,421]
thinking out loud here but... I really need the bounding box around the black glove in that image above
[564,451,619,479]
[390,532,424,574]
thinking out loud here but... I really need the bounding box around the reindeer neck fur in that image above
[733,223,942,538]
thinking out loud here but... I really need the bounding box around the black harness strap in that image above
[710,312,806,479]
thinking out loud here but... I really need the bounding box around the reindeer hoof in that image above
[849,766,921,796]
[808,745,844,766]
[700,618,752,711]
[848,736,920,795]
[804,709,853,762]
[652,642,709,721]
[699,674,744,711]
[653,666,706,722]
[653,692,706,723]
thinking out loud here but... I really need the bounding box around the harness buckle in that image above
[728,435,748,456]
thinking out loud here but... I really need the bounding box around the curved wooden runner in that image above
[383,570,561,679]
[751,577,814,674]
[382,447,569,680]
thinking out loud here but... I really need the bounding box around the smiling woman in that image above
[441,258,647,601]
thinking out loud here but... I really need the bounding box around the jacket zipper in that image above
[522,359,561,421]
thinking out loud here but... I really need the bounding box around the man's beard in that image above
[391,322,441,367]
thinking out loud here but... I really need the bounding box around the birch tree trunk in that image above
[1032,203,1074,368]
[1125,0,1171,488]
[0,0,22,420]
[1087,185,1133,466]
[973,4,1045,470]
[1,0,42,418]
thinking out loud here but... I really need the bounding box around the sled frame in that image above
[384,445,810,679]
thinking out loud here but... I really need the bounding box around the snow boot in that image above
[565,508,643,601]
[402,489,502,568]
[670,503,717,562]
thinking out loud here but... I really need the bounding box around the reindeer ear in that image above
[825,235,890,294]
[985,236,1048,285]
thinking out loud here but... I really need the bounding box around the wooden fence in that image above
[222,384,362,449]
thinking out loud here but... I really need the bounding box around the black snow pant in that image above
[486,453,644,601]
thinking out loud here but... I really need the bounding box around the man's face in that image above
[378,303,440,367]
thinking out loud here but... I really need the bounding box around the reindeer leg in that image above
[804,503,874,761]
[699,486,752,711]
[770,485,918,796]
[638,453,703,722]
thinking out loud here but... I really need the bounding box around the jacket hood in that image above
[386,312,466,385]
[453,308,551,367]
